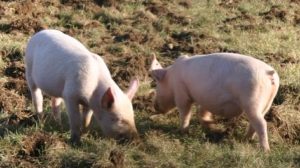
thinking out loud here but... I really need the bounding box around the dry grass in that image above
[0,0,299,167]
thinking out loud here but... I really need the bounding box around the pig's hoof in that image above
[33,113,46,123]
[70,135,81,146]
[81,128,89,135]
[179,128,190,135]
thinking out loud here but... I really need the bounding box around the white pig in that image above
[150,53,279,151]
[25,29,139,143]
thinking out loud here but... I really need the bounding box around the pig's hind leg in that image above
[196,107,214,129]
[244,105,270,151]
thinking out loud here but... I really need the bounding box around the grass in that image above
[0,0,299,167]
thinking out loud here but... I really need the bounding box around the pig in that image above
[25,29,139,144]
[150,53,279,151]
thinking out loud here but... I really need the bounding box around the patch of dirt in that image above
[4,61,25,79]
[18,132,51,158]
[3,110,36,128]
[265,52,300,67]
[113,29,148,44]
[167,12,191,26]
[133,92,155,113]
[1,48,23,63]
[94,0,124,7]
[259,5,287,22]
[266,107,300,143]
[83,20,101,29]
[161,31,219,57]
[4,78,29,96]
[293,10,300,26]
[10,17,46,34]
[132,9,158,25]
[0,81,26,114]
[109,54,149,88]
[273,84,300,106]
[109,149,124,168]
[61,0,93,9]
[178,0,192,8]
[222,11,257,32]
[0,4,5,17]
[144,1,169,16]
[14,0,34,16]
[144,1,190,26]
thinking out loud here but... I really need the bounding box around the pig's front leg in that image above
[175,93,193,133]
[51,97,63,125]
[81,106,93,134]
[64,98,81,144]
[29,86,44,120]
[245,125,256,140]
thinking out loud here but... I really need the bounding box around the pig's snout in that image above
[154,100,166,114]
[116,129,139,144]
[154,101,160,112]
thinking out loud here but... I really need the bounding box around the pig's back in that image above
[25,30,109,97]
[174,53,276,108]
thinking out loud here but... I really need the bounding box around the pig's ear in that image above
[126,78,139,101]
[101,87,115,109]
[151,69,167,81]
[150,53,163,71]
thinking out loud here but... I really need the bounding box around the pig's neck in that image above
[90,78,124,109]
[165,67,176,108]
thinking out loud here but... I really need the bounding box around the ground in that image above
[0,0,299,167]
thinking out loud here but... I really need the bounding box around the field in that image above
[0,0,299,167]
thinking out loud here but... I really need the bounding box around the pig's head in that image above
[97,79,139,142]
[150,54,175,114]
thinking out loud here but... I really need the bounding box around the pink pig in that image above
[25,29,139,143]
[150,53,279,151]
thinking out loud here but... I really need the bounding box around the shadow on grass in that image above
[136,114,233,144]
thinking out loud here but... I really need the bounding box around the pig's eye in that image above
[120,119,130,126]
[111,117,118,122]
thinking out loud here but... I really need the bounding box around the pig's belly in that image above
[33,73,65,98]
[209,101,243,119]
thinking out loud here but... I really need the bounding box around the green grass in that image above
[0,0,299,167]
